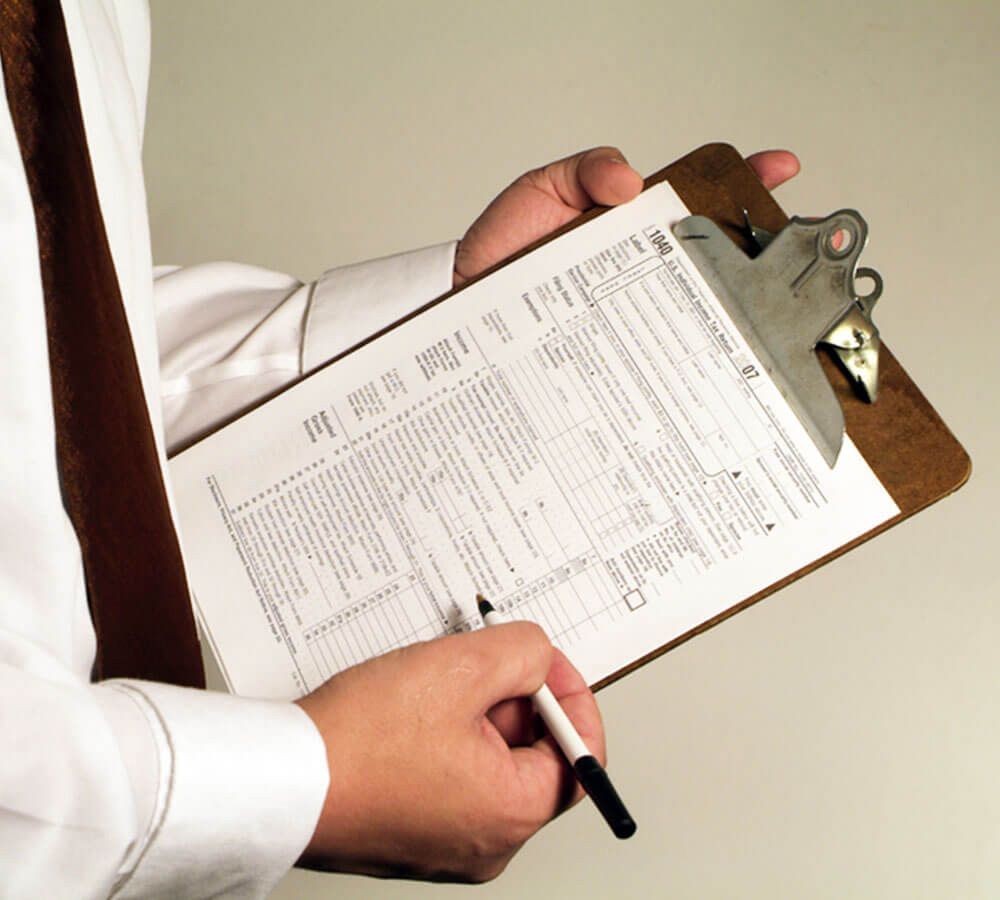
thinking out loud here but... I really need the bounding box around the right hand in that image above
[294,622,605,882]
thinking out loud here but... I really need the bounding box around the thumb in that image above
[541,146,644,210]
[462,621,552,712]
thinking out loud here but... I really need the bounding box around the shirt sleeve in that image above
[156,242,457,454]
[97,681,327,899]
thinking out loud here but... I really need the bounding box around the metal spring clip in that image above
[673,209,883,466]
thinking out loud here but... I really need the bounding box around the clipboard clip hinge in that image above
[672,209,883,467]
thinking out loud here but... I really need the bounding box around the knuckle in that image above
[515,620,552,661]
[442,641,496,690]
[518,167,549,193]
[456,822,523,883]
[494,793,543,848]
[475,857,512,883]
[513,622,553,686]
[506,814,540,848]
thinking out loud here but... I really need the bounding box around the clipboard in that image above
[175,142,971,698]
[578,143,972,689]
[349,141,971,691]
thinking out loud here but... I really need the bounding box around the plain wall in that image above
[145,2,1000,898]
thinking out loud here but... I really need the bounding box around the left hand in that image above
[453,146,800,287]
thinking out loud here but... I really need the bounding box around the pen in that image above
[476,594,637,839]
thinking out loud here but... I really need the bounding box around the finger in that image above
[487,646,600,746]
[510,741,580,821]
[508,684,607,821]
[537,650,606,766]
[746,149,800,190]
[456,621,553,712]
[544,648,592,701]
[540,146,643,210]
[487,648,605,752]
[486,696,539,746]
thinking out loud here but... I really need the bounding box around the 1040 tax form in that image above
[169,182,899,699]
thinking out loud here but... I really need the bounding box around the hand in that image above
[453,146,800,287]
[295,622,604,882]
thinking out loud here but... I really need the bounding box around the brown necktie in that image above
[1,0,205,687]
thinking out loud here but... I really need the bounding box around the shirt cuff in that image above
[302,241,457,373]
[97,681,328,900]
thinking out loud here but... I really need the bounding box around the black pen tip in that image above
[476,594,494,617]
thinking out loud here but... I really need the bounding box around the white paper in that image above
[170,183,899,699]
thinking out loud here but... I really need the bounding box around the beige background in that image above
[145,2,999,898]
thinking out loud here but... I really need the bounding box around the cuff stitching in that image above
[107,683,176,898]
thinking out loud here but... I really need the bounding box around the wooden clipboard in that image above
[223,142,971,693]
[305,141,971,691]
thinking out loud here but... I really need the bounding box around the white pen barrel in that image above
[480,599,635,838]
[531,683,591,762]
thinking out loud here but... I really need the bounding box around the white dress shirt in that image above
[0,2,456,897]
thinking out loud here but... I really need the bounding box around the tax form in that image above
[170,183,899,699]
